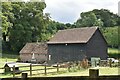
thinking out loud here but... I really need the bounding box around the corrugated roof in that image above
[4,62,18,68]
[19,43,47,54]
[47,27,98,44]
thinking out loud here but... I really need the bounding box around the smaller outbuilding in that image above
[4,62,19,73]
[19,43,47,63]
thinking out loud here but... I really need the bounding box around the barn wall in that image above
[48,44,87,64]
[35,54,47,63]
[20,53,47,63]
[86,29,108,60]
[20,53,32,62]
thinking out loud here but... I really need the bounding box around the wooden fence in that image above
[0,63,61,78]
[1,69,120,80]
[0,60,119,78]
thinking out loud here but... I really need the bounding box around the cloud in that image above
[44,0,119,23]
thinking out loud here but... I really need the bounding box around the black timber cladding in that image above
[47,27,108,64]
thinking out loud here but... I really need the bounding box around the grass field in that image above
[0,66,119,78]
[108,48,119,54]
[0,48,120,78]
[108,48,120,58]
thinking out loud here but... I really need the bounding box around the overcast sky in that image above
[43,0,119,23]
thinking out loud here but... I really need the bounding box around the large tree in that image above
[2,2,49,52]
[75,9,120,27]
[92,9,119,27]
[75,12,103,27]
[101,27,119,48]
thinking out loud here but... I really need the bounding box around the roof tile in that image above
[47,27,98,44]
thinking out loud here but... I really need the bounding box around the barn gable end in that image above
[86,28,107,60]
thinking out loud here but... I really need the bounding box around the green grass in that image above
[0,54,17,68]
[108,48,119,54]
[108,48,120,58]
[0,67,119,78]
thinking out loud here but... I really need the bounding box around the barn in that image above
[47,27,108,64]
[19,43,47,63]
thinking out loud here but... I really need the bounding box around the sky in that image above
[23,0,120,23]
[43,0,120,23]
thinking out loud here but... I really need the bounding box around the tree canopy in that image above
[75,9,120,27]
[2,2,49,52]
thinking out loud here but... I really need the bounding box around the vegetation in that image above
[2,2,49,52]
[108,48,119,54]
[101,27,119,48]
[1,2,119,56]
[75,9,119,27]
[108,48,120,58]
[1,66,119,78]
[0,1,119,78]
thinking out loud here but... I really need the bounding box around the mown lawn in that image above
[0,53,17,68]
[1,67,119,78]
[108,48,119,54]
[108,48,120,58]
[51,67,120,77]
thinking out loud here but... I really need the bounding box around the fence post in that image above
[21,73,28,80]
[68,62,71,72]
[44,62,47,75]
[99,60,101,67]
[13,65,15,78]
[95,60,97,67]
[30,63,32,76]
[89,69,99,79]
[109,59,112,67]
[78,61,81,70]
[119,59,120,66]
[57,63,59,73]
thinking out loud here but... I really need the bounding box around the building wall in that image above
[20,53,32,62]
[20,53,47,63]
[35,54,47,63]
[48,44,87,64]
[86,29,108,60]
[48,29,108,64]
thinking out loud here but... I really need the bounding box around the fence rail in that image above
[0,60,119,78]
[1,69,120,80]
[0,63,61,77]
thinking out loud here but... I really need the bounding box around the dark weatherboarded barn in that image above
[47,27,108,64]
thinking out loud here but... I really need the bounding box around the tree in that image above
[75,12,103,27]
[75,9,120,27]
[92,9,119,27]
[2,2,48,52]
[101,27,118,48]
[1,2,14,41]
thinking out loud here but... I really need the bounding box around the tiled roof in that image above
[47,27,98,44]
[19,43,47,54]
